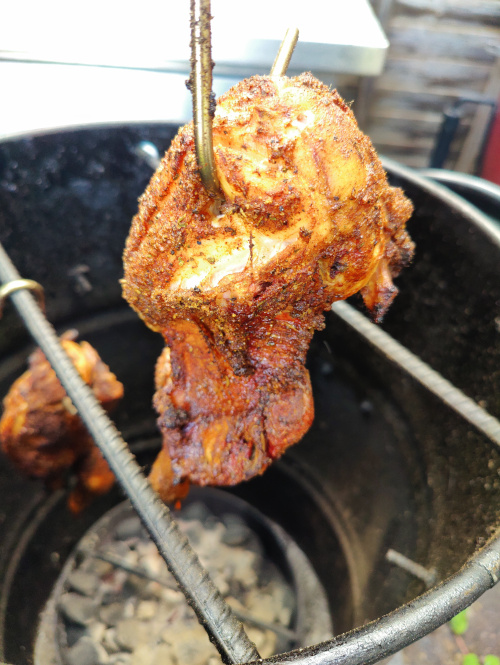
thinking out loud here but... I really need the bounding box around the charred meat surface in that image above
[122,73,414,502]
[0,333,123,512]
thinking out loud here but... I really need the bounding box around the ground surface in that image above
[383,582,500,664]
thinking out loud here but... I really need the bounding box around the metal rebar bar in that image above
[190,0,220,196]
[386,549,437,588]
[331,301,500,447]
[270,28,299,77]
[0,241,259,665]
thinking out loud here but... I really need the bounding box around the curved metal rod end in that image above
[0,278,45,318]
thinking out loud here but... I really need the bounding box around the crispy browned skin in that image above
[150,315,314,500]
[0,334,123,512]
[122,73,414,502]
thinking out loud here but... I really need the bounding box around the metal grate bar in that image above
[0,241,259,665]
[331,301,500,447]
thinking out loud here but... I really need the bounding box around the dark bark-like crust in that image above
[0,335,123,512]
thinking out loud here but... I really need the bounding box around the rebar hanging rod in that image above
[0,240,259,665]
[270,28,299,77]
[190,0,220,196]
[190,3,299,196]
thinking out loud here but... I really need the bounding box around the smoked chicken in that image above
[0,333,123,512]
[122,73,414,502]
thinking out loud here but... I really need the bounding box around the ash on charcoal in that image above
[102,628,121,654]
[115,618,155,652]
[99,603,124,627]
[114,517,144,541]
[131,644,175,665]
[84,559,114,578]
[136,600,158,620]
[180,502,211,524]
[221,514,252,546]
[108,654,131,665]
[66,637,101,665]
[49,495,332,665]
[66,626,87,649]
[67,571,101,597]
[87,622,107,644]
[59,593,97,626]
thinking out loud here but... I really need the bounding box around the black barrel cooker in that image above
[0,124,499,665]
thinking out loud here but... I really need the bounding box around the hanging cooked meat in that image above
[0,333,123,512]
[123,72,414,502]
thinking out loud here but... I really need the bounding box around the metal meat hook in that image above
[189,0,298,195]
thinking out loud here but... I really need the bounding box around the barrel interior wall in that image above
[322,169,500,583]
[381,175,500,572]
[325,317,500,588]
[290,338,431,624]
[384,176,500,412]
[0,124,180,355]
